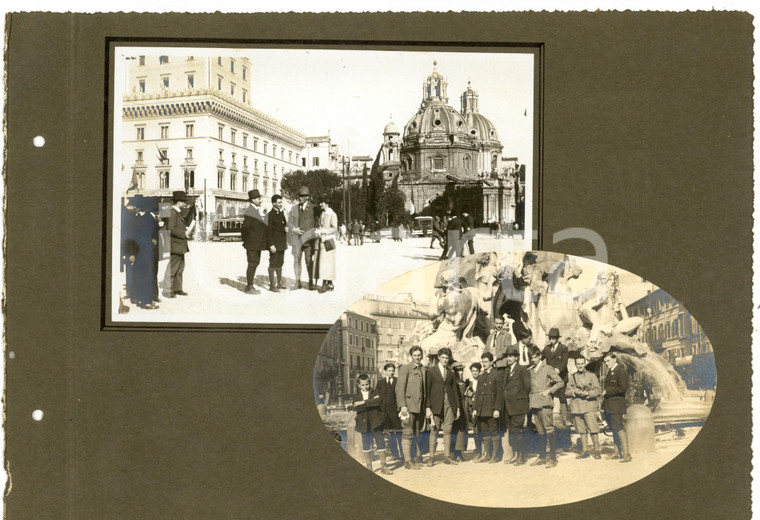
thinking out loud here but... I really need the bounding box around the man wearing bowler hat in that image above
[167,190,190,298]
[241,189,272,295]
[289,185,317,290]
[543,326,572,429]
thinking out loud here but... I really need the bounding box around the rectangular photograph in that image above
[108,44,539,326]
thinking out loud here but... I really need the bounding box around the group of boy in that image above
[352,324,633,474]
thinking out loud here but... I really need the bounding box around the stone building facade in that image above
[120,54,307,230]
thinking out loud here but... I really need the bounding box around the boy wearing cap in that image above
[471,352,502,463]
[241,189,272,295]
[166,190,190,298]
[566,352,602,459]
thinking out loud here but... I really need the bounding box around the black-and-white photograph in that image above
[314,251,716,507]
[109,46,537,324]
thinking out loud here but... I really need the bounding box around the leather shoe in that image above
[593,452,602,460]
[426,457,434,467]
[404,461,420,470]
[545,459,558,469]
[530,457,546,466]
[380,466,393,475]
[607,453,622,460]
[514,457,526,466]
[620,454,632,463]
[166,292,176,298]
[576,450,590,459]
[174,290,188,296]
[443,457,458,465]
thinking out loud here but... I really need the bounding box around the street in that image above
[116,231,528,324]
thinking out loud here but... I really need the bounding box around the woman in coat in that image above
[315,200,338,292]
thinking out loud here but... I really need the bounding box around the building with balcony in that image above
[626,288,715,390]
[121,54,307,226]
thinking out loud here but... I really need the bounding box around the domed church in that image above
[376,61,520,227]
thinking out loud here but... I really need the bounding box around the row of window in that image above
[216,124,299,164]
[131,169,279,196]
[347,316,377,333]
[138,55,247,80]
[134,123,298,166]
[349,355,375,371]
[379,318,416,329]
[348,334,375,350]
[135,73,248,101]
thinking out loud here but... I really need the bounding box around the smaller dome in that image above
[466,112,500,142]
[384,120,399,134]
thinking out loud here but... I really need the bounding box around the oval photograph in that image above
[313,251,716,507]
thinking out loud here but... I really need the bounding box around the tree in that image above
[281,169,342,204]
[385,176,407,226]
[366,147,386,225]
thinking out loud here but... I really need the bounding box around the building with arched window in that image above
[121,54,306,232]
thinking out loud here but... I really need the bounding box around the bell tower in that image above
[421,60,448,106]
[460,80,479,114]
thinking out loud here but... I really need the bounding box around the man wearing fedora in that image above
[289,185,317,290]
[241,189,272,295]
[166,190,191,298]
[543,327,572,429]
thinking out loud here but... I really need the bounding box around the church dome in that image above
[383,120,399,134]
[465,112,500,143]
[404,103,468,139]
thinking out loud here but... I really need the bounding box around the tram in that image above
[212,217,244,241]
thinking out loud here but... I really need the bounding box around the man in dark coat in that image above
[461,207,475,255]
[472,352,502,463]
[267,194,288,291]
[353,374,393,475]
[290,186,317,290]
[241,189,271,295]
[375,363,402,462]
[128,195,161,309]
[441,211,463,260]
[542,327,572,428]
[166,190,190,298]
[424,347,462,466]
[602,352,632,462]
[498,345,532,465]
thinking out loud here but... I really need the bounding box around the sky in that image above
[117,46,535,166]
[247,48,535,163]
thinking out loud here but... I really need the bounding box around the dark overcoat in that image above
[267,207,288,251]
[498,363,531,416]
[241,204,270,251]
[425,363,462,416]
[375,377,401,430]
[473,368,502,417]
[353,389,384,433]
[603,363,629,415]
[167,208,189,255]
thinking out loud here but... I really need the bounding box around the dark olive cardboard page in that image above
[3,11,752,519]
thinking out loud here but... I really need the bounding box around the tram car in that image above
[212,217,245,241]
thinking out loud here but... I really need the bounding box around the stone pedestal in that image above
[625,404,656,454]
